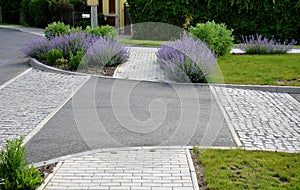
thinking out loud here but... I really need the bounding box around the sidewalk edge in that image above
[37,162,63,190]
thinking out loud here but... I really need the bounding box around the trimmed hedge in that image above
[127,0,300,43]
[20,0,74,27]
[0,0,22,24]
[29,0,56,27]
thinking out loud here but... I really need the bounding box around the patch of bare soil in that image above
[37,163,58,179]
[102,66,117,76]
[276,79,300,85]
[190,150,207,190]
[77,66,117,76]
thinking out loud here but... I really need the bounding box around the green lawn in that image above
[120,39,166,47]
[209,54,300,86]
[193,148,300,189]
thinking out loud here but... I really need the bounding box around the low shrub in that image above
[46,49,63,66]
[85,25,118,38]
[45,21,71,39]
[76,19,91,29]
[156,35,217,83]
[238,34,297,54]
[86,37,129,67]
[0,137,43,190]
[189,21,234,56]
[69,49,87,71]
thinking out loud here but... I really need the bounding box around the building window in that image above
[109,0,115,14]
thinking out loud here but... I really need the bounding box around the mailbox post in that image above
[87,0,99,28]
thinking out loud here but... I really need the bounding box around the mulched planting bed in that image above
[190,150,207,189]
[36,162,58,179]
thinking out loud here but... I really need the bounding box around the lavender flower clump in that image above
[86,37,129,67]
[22,32,128,71]
[22,32,100,60]
[156,35,217,83]
[238,34,297,54]
[49,32,101,58]
[22,37,51,59]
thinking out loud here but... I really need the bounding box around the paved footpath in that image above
[114,47,167,82]
[39,148,197,190]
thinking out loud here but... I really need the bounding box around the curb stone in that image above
[185,149,199,190]
[29,58,300,94]
[0,25,44,37]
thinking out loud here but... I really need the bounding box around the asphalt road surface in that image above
[0,28,37,85]
[26,77,235,163]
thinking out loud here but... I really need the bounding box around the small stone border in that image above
[29,58,300,94]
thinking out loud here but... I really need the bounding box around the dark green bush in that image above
[53,0,74,25]
[29,0,55,27]
[69,49,86,71]
[0,137,43,190]
[189,21,234,56]
[45,21,71,39]
[21,0,34,25]
[46,49,63,65]
[69,0,82,11]
[0,0,22,24]
[76,19,91,29]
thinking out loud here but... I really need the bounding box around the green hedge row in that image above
[0,0,22,23]
[0,0,77,27]
[21,0,74,27]
[127,0,300,43]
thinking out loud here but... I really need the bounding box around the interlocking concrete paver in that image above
[0,69,89,148]
[213,86,300,152]
[113,47,167,82]
[43,149,195,190]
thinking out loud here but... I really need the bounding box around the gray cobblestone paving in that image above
[0,69,89,149]
[214,86,300,152]
[114,47,167,82]
[44,149,195,190]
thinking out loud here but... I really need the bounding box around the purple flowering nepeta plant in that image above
[48,32,101,58]
[22,32,127,71]
[156,35,217,83]
[238,34,297,54]
[22,37,51,59]
[22,32,100,60]
[85,36,129,67]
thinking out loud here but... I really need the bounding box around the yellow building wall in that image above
[102,0,127,30]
